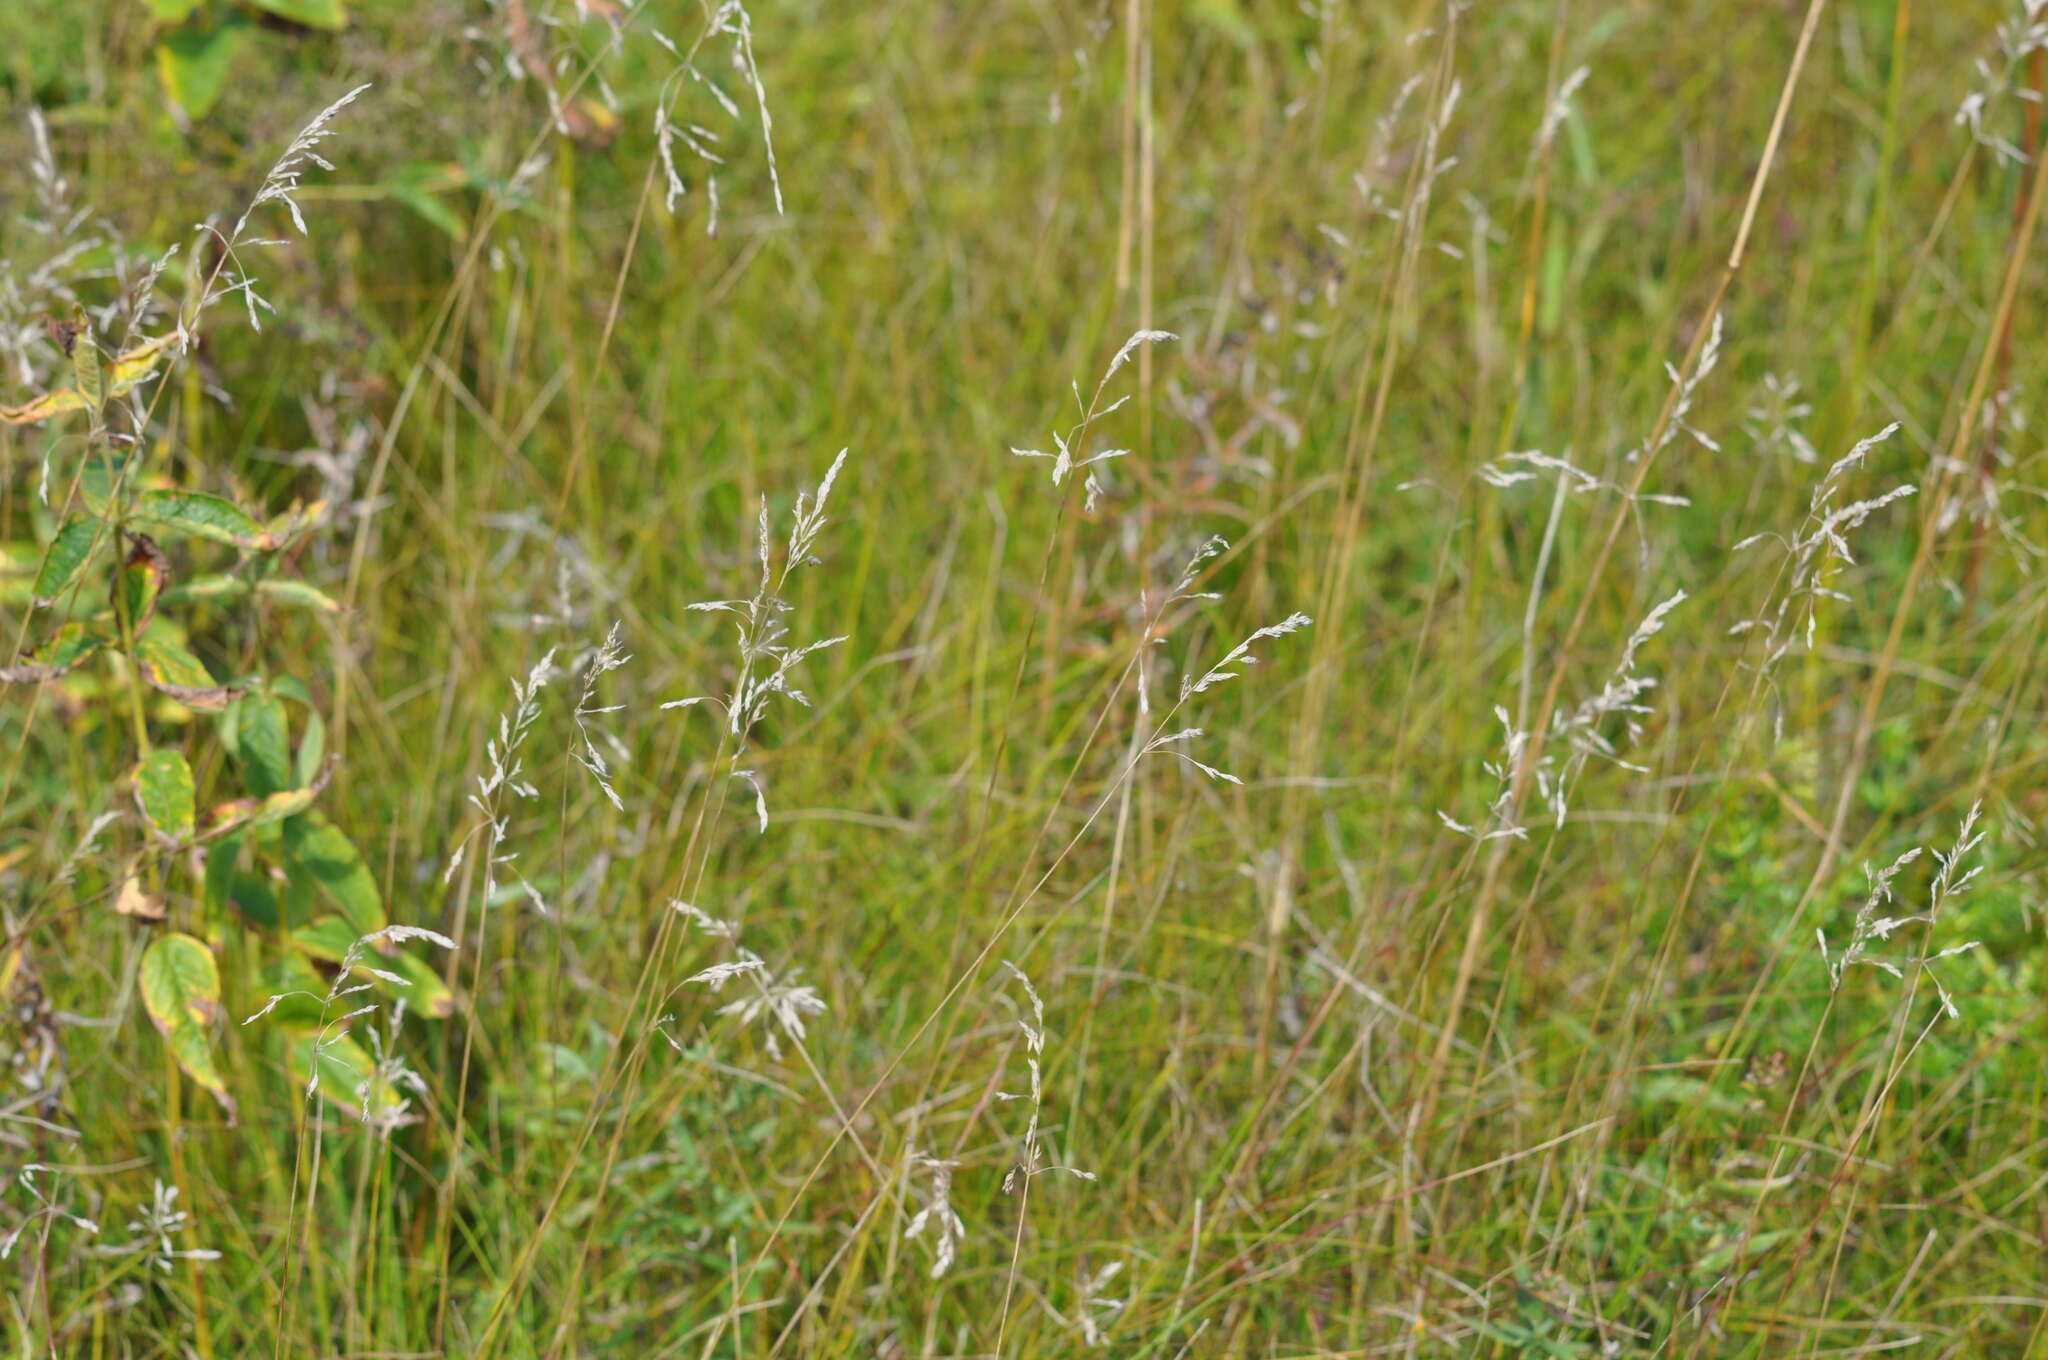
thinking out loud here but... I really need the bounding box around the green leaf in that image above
[78,455,135,520]
[386,163,468,240]
[295,708,327,788]
[1190,0,1256,46]
[290,913,360,963]
[1637,1074,1751,1116]
[207,834,283,930]
[134,489,277,551]
[215,690,241,758]
[254,578,343,614]
[157,22,243,120]
[284,813,384,933]
[226,870,281,929]
[37,622,108,671]
[135,633,239,710]
[34,518,103,607]
[285,1025,407,1124]
[283,869,317,938]
[205,832,240,913]
[133,749,196,842]
[160,573,343,618]
[371,947,455,1019]
[251,955,327,1026]
[159,574,249,608]
[140,933,236,1120]
[1695,1230,1790,1276]
[292,917,453,1015]
[537,1042,593,1084]
[143,0,202,19]
[234,692,293,797]
[250,0,348,31]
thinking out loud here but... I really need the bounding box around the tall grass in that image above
[3,0,2047,1355]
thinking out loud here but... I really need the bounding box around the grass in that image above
[3,0,2048,1354]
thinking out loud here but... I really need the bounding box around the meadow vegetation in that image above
[2,0,2046,1354]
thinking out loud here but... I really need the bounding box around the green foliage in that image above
[3,307,442,1163]
[9,1,2048,1355]
[132,748,195,842]
[133,630,235,707]
[133,488,276,550]
[232,691,293,796]
[250,0,345,29]
[282,812,384,934]
[155,21,242,120]
[32,516,99,605]
[283,1023,406,1121]
[143,0,347,122]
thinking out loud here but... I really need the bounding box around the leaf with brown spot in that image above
[135,635,240,710]
[207,759,331,834]
[0,333,179,425]
[0,623,110,685]
[139,933,235,1121]
[114,534,169,635]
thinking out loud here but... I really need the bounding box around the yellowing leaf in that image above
[40,622,109,670]
[135,634,239,710]
[114,534,169,635]
[0,623,109,684]
[0,333,179,425]
[140,933,236,1121]
[207,751,329,835]
[208,784,320,835]
[379,948,455,1018]
[70,327,104,414]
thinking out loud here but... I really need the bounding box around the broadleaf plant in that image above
[1,89,445,1129]
[141,0,351,124]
